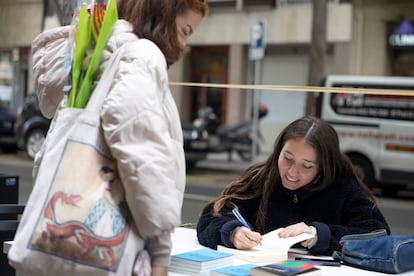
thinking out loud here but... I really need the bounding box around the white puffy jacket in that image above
[31,20,186,267]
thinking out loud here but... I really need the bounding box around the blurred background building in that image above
[1,0,413,153]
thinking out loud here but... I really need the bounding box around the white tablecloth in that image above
[4,228,414,276]
[170,227,414,276]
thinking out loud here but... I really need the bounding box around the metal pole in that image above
[248,20,265,161]
[251,59,262,160]
[306,0,327,115]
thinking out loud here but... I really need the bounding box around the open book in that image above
[217,228,314,264]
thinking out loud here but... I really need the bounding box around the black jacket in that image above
[196,178,390,255]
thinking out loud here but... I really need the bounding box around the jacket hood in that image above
[101,20,137,63]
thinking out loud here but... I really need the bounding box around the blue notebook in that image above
[211,264,259,276]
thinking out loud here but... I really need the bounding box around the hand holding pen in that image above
[231,208,262,249]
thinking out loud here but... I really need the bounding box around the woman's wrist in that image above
[309,226,317,236]
[230,226,241,246]
[302,226,318,249]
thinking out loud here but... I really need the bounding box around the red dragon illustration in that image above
[34,191,128,268]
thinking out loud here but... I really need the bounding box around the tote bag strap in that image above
[85,46,124,112]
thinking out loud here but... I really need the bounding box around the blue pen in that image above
[232,207,263,246]
[231,207,262,245]
[232,207,253,231]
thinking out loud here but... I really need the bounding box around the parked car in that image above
[0,105,17,153]
[15,94,51,159]
[16,94,210,166]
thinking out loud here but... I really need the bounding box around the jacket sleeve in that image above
[31,26,71,118]
[101,42,185,266]
[197,203,244,249]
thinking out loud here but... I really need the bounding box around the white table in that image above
[4,228,414,275]
[170,227,414,276]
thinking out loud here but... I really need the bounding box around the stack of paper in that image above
[169,248,234,275]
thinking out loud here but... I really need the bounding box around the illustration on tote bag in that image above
[29,140,130,271]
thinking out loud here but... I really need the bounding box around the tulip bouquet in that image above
[67,0,118,108]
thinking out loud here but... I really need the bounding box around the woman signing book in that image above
[196,115,390,255]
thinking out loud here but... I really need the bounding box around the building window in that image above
[205,0,276,10]
[244,0,276,7]
[276,0,339,7]
[387,19,414,76]
[205,0,237,8]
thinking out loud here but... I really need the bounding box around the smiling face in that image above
[176,9,203,49]
[278,137,319,190]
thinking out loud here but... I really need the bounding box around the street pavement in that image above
[0,152,32,167]
[187,152,268,187]
[196,152,268,171]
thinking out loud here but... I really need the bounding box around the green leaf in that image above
[69,6,91,108]
[75,0,118,108]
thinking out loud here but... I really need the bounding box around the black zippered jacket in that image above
[196,178,390,255]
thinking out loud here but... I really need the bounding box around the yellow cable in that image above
[170,82,414,96]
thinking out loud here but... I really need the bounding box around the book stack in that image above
[250,260,321,276]
[169,248,234,275]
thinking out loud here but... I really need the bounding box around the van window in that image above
[330,89,414,121]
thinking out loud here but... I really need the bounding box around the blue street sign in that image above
[249,20,265,60]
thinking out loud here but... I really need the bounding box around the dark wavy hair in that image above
[204,115,375,232]
[117,0,208,67]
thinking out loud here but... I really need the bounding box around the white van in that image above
[318,75,414,195]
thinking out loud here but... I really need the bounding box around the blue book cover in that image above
[211,264,259,276]
[173,248,234,263]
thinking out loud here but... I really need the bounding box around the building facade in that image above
[172,0,414,152]
[1,0,414,153]
[0,0,43,114]
[172,0,352,152]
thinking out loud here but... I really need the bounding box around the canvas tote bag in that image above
[8,47,145,276]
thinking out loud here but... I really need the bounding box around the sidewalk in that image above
[0,152,32,168]
[195,152,268,172]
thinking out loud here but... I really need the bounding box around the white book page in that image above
[257,228,314,252]
[217,227,315,264]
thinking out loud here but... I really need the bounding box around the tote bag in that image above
[8,47,145,276]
